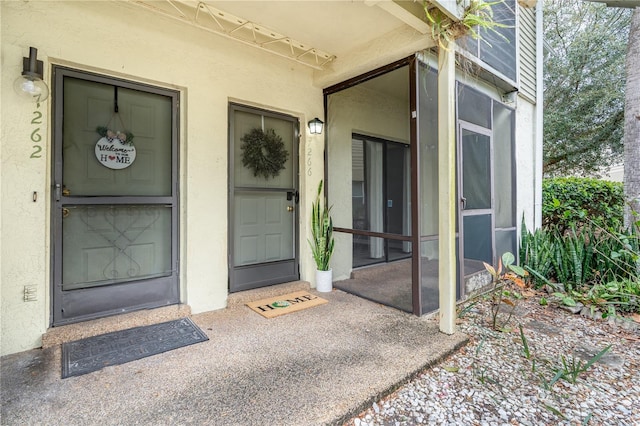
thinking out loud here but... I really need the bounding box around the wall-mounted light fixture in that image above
[308,117,324,135]
[14,47,49,102]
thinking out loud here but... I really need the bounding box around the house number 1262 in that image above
[30,97,43,159]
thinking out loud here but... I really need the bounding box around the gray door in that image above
[458,121,494,274]
[52,68,179,325]
[229,104,299,292]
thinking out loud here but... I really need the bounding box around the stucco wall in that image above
[1,1,540,356]
[0,1,325,355]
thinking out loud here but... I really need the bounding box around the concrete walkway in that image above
[1,286,468,426]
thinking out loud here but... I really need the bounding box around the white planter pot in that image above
[315,269,333,293]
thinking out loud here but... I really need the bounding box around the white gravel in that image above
[347,295,640,425]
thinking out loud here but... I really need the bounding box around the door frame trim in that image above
[50,66,181,326]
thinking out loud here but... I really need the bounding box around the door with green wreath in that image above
[229,104,300,292]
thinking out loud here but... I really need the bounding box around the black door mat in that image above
[61,317,209,378]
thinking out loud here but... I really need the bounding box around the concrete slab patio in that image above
[1,285,468,426]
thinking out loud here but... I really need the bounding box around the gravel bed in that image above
[346,296,640,426]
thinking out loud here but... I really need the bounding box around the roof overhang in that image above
[126,0,437,86]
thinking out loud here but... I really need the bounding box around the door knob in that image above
[287,205,294,212]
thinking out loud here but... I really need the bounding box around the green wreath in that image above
[240,128,289,179]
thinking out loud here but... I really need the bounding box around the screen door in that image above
[229,104,299,292]
[458,122,495,271]
[52,67,179,325]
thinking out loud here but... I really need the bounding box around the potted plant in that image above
[309,180,335,292]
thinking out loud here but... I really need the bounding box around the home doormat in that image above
[61,317,209,379]
[246,291,328,318]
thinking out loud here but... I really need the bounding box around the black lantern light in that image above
[308,117,324,135]
[14,47,49,102]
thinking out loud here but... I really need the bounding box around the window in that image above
[461,0,517,82]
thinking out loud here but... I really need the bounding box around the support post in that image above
[437,42,457,334]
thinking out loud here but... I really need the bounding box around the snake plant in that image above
[308,180,334,271]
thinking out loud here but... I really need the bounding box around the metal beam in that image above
[127,0,336,70]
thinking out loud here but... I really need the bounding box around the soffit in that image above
[127,0,430,71]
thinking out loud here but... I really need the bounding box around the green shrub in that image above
[542,177,624,233]
[520,220,640,314]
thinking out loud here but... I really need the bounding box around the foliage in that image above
[542,177,624,233]
[520,219,640,315]
[543,0,631,176]
[520,217,555,287]
[308,180,334,271]
[519,324,531,360]
[482,252,527,330]
[578,279,640,315]
[96,126,134,145]
[423,0,509,49]
[550,230,596,291]
[240,128,289,179]
[623,9,640,230]
[516,323,610,392]
[522,223,639,286]
[557,345,611,384]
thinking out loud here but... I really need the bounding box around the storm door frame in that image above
[325,56,422,314]
[50,66,180,326]
[227,103,301,293]
[456,120,496,277]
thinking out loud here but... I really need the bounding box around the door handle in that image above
[287,190,300,204]
[287,206,294,212]
[461,197,467,210]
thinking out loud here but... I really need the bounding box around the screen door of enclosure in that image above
[458,121,494,271]
[229,104,299,292]
[52,68,179,325]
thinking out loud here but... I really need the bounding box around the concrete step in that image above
[227,280,311,307]
[41,304,191,348]
[42,281,311,348]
